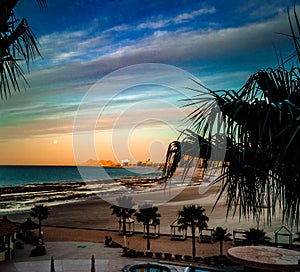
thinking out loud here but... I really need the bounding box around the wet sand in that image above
[7,183,285,243]
[17,184,235,258]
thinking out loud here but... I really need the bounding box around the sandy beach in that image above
[41,226,233,259]
[5,183,290,259]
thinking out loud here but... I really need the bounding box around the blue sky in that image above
[0,0,297,165]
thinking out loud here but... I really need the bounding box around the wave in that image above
[0,176,168,214]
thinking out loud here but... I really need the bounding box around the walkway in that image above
[0,242,185,272]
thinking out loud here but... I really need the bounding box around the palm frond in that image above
[163,59,300,227]
[0,0,45,99]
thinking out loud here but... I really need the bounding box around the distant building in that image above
[146,158,153,166]
[121,159,130,167]
[137,160,146,166]
[0,216,19,262]
[136,158,163,167]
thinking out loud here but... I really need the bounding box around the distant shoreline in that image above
[0,164,162,169]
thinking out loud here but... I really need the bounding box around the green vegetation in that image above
[244,227,270,246]
[135,204,160,251]
[30,204,50,239]
[0,0,46,99]
[177,204,209,259]
[163,7,300,227]
[213,226,232,256]
[110,196,136,247]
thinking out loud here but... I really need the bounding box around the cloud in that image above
[249,4,285,19]
[104,24,131,33]
[37,22,113,65]
[30,10,291,86]
[137,7,216,30]
[236,0,288,20]
[2,8,295,141]
[18,9,292,126]
[0,119,75,142]
[32,3,295,80]
[0,96,190,141]
[173,7,216,24]
[95,7,217,34]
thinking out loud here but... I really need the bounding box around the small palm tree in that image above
[135,204,160,251]
[110,196,136,247]
[244,228,270,246]
[178,205,209,259]
[30,204,50,239]
[213,226,232,256]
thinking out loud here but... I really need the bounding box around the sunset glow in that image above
[0,0,295,165]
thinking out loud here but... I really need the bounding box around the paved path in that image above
[0,242,185,272]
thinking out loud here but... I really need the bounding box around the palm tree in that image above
[0,0,46,99]
[30,204,50,239]
[162,7,300,227]
[135,204,160,251]
[177,205,209,259]
[244,228,270,246]
[213,226,232,256]
[110,196,136,247]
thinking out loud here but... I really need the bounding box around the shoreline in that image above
[0,176,170,213]
[5,184,236,260]
[5,184,292,243]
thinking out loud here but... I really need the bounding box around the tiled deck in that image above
[0,242,185,272]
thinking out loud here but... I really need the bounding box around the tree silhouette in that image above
[213,226,232,256]
[110,195,135,247]
[30,204,50,239]
[244,228,270,246]
[162,7,300,227]
[0,0,46,99]
[135,204,160,251]
[177,205,209,259]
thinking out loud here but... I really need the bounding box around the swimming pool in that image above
[122,262,179,272]
[184,266,222,272]
[184,268,212,272]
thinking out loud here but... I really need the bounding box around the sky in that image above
[0,0,297,165]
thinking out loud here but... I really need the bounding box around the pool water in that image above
[122,262,178,272]
[185,269,212,272]
[184,267,215,272]
[133,269,169,272]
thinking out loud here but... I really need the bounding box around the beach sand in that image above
[41,226,233,258]
[7,183,286,258]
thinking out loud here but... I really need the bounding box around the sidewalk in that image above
[0,242,185,272]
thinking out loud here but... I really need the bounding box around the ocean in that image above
[0,165,161,187]
[0,165,163,213]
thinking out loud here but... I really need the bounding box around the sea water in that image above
[0,165,161,187]
[0,165,162,213]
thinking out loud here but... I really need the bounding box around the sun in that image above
[53,139,58,145]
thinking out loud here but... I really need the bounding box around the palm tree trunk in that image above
[38,217,42,239]
[192,225,196,259]
[123,214,127,248]
[146,224,150,251]
[220,240,223,256]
